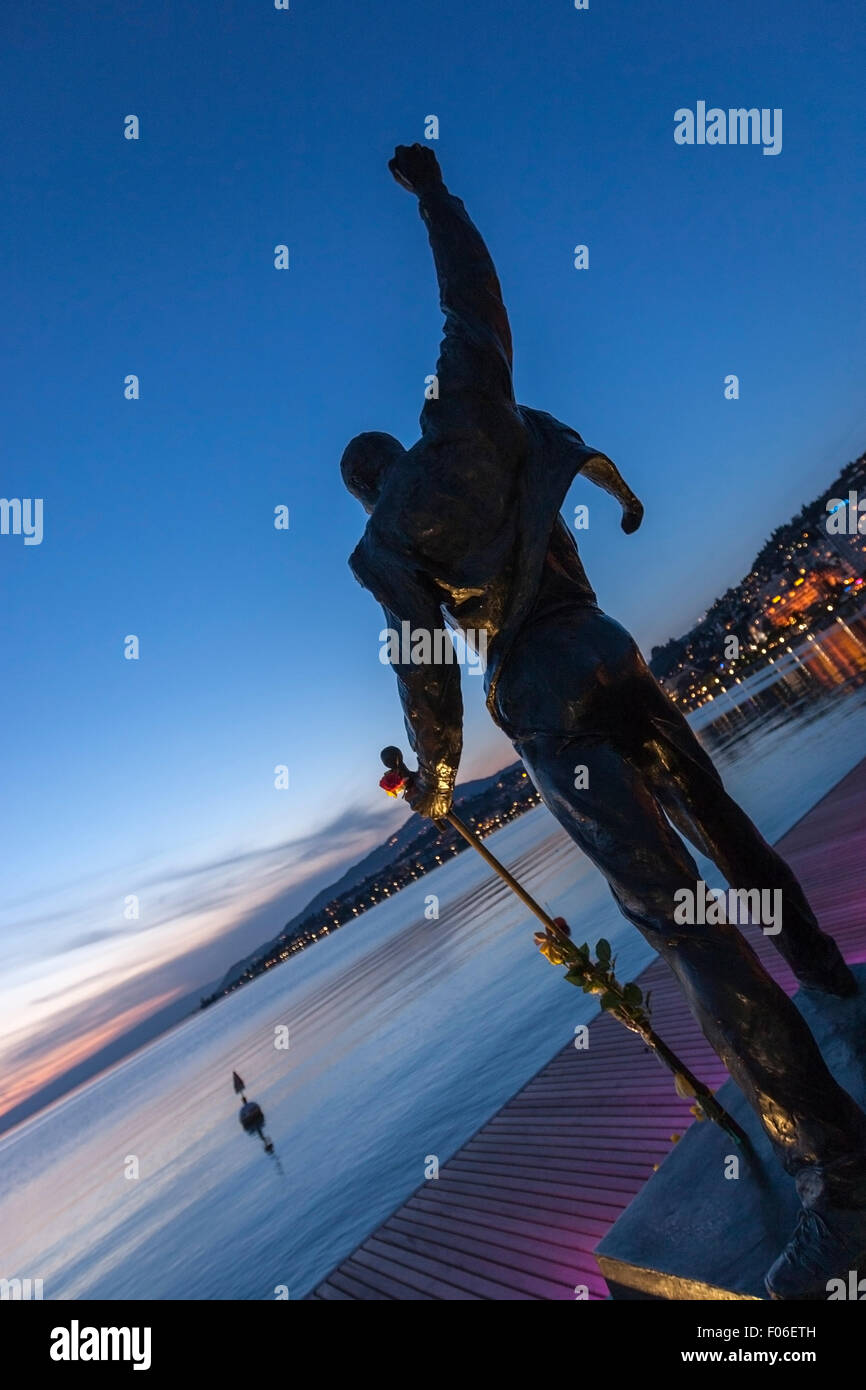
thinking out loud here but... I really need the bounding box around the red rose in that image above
[379,770,407,797]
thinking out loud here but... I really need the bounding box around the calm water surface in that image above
[2,621,866,1299]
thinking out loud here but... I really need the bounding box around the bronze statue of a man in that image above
[341,144,866,1298]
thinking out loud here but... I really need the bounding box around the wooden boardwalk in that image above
[310,761,866,1300]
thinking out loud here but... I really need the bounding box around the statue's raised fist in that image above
[388,143,443,195]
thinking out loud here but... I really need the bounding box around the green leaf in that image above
[623,983,643,1005]
[596,938,611,962]
[600,992,619,1011]
[564,968,586,988]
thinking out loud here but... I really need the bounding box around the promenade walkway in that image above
[310,761,866,1299]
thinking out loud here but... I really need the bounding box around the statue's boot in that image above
[766,1200,866,1299]
[768,1153,866,1298]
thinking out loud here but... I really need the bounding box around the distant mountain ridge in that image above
[211,761,533,996]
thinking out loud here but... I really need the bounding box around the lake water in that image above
[2,620,866,1300]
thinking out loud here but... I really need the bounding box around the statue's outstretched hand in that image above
[389,143,443,195]
[580,456,644,535]
[621,496,644,534]
[404,769,453,820]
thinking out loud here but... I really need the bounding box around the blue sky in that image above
[2,0,865,1123]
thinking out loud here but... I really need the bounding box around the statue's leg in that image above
[639,684,855,994]
[516,730,866,1205]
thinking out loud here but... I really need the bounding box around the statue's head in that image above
[340,432,406,514]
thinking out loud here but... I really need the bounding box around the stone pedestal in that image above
[595,964,866,1299]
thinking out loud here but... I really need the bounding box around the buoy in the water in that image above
[239,1099,265,1133]
[232,1072,274,1153]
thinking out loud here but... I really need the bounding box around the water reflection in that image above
[696,606,866,758]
